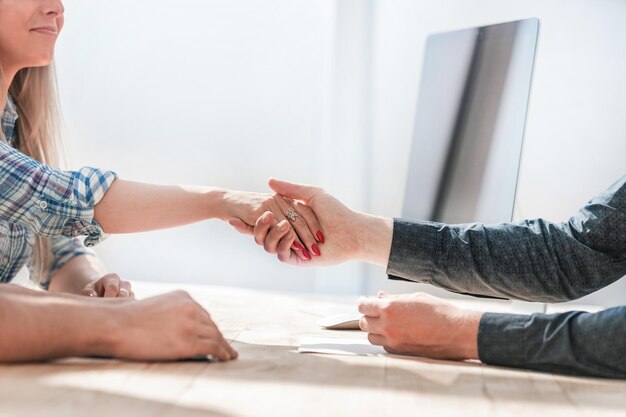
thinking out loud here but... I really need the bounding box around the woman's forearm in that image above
[0,287,116,361]
[48,255,106,295]
[94,180,231,234]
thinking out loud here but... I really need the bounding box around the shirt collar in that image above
[1,94,19,144]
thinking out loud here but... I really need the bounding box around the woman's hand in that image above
[81,273,134,298]
[110,290,238,362]
[358,291,482,360]
[250,178,393,267]
[224,190,325,261]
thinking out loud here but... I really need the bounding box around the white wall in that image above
[56,0,336,293]
[56,1,625,306]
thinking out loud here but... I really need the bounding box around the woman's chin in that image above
[27,57,55,68]
[23,49,56,68]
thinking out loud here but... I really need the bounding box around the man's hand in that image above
[246,178,393,267]
[358,291,482,360]
[0,286,237,362]
[81,273,134,298]
[111,290,238,362]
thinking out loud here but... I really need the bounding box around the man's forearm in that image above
[0,287,117,362]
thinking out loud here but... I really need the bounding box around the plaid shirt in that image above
[0,95,118,286]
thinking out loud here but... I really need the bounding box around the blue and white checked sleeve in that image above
[0,141,118,246]
[31,236,98,289]
[51,234,96,273]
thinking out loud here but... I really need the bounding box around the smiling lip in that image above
[31,27,58,36]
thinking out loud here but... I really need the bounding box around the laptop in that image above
[403,18,539,225]
[401,18,544,311]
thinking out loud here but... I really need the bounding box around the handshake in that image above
[224,178,387,268]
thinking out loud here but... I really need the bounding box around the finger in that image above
[94,279,105,297]
[267,178,322,203]
[229,218,254,235]
[196,338,232,362]
[266,201,310,260]
[117,281,132,298]
[221,338,239,359]
[195,318,238,359]
[276,230,297,263]
[359,316,383,333]
[367,333,387,346]
[254,212,275,246]
[102,277,121,298]
[273,195,319,257]
[293,201,324,244]
[358,296,382,317]
[264,220,292,254]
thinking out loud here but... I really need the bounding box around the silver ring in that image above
[118,288,130,297]
[286,208,299,222]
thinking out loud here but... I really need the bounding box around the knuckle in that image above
[105,273,120,281]
[173,290,193,302]
[277,249,292,263]
[380,301,397,317]
[172,289,188,297]
[263,240,276,254]
[180,300,195,312]
[298,203,314,216]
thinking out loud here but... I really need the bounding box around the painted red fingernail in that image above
[303,250,312,260]
[293,242,305,251]
[312,244,321,257]
[316,231,325,243]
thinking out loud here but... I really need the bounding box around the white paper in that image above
[298,337,386,356]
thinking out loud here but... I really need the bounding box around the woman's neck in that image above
[1,66,18,98]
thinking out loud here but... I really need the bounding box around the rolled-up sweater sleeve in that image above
[0,141,117,246]
[478,307,626,379]
[386,175,626,302]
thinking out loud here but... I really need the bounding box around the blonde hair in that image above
[1,64,65,284]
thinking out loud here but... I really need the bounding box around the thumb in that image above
[268,178,321,202]
[229,218,254,235]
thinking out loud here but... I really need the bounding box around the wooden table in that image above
[1,282,624,417]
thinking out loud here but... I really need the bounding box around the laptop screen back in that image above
[402,18,539,224]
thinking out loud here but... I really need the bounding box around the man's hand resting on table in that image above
[358,291,482,360]
[0,286,237,362]
[110,290,238,362]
